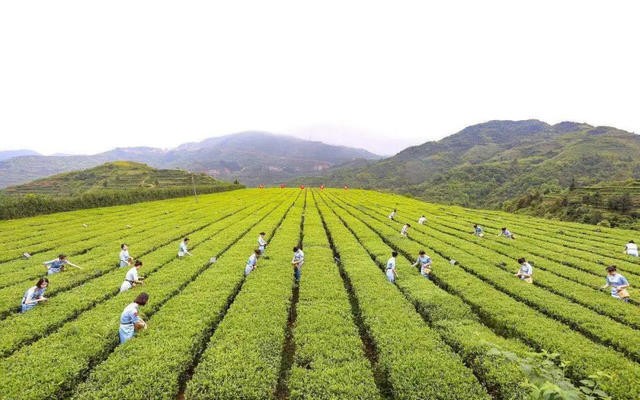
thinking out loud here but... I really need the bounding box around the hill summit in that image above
[2,161,224,197]
[297,120,640,225]
[0,132,381,188]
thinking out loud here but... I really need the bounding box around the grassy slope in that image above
[294,120,640,227]
[2,161,226,197]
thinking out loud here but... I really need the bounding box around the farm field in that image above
[0,188,638,399]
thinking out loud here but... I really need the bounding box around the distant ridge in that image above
[0,132,381,188]
[0,149,40,162]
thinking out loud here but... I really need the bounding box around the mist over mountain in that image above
[0,132,380,188]
[0,149,40,162]
[288,125,418,156]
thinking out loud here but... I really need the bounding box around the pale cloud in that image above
[0,0,638,155]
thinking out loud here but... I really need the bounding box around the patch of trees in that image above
[0,184,243,220]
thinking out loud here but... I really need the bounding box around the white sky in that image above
[0,0,638,156]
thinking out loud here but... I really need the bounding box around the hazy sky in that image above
[1,1,638,156]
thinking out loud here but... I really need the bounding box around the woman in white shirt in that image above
[400,224,410,238]
[178,238,192,257]
[292,246,304,281]
[388,209,397,220]
[624,240,638,257]
[386,251,398,283]
[515,257,533,283]
[258,232,268,254]
[120,260,144,292]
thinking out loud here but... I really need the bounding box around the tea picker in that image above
[471,224,484,237]
[292,246,304,282]
[43,254,82,275]
[388,209,397,220]
[21,278,49,313]
[178,238,193,258]
[412,250,432,279]
[120,260,145,293]
[515,258,533,283]
[498,227,515,239]
[244,249,261,276]
[258,232,268,256]
[400,223,410,238]
[601,265,631,302]
[119,292,149,344]
[623,240,638,257]
[386,251,398,283]
[119,244,131,268]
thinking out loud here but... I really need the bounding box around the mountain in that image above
[0,149,40,162]
[295,120,640,225]
[0,132,381,188]
[165,131,379,183]
[1,161,226,197]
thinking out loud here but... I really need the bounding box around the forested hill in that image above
[295,120,640,224]
[1,161,227,197]
[0,161,242,219]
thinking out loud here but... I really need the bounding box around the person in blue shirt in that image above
[119,244,131,267]
[601,265,631,302]
[386,251,398,283]
[292,246,304,281]
[43,254,81,274]
[412,250,432,279]
[244,249,261,276]
[515,257,533,283]
[21,278,49,313]
[119,292,149,344]
[471,224,484,237]
[498,227,515,239]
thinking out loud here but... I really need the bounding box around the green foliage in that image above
[297,120,640,228]
[317,196,491,399]
[0,162,243,219]
[0,191,282,399]
[72,197,293,399]
[1,188,640,399]
[323,189,640,400]
[185,197,305,399]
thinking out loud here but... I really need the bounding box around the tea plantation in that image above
[0,188,638,399]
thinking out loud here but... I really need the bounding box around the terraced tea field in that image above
[1,188,638,399]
